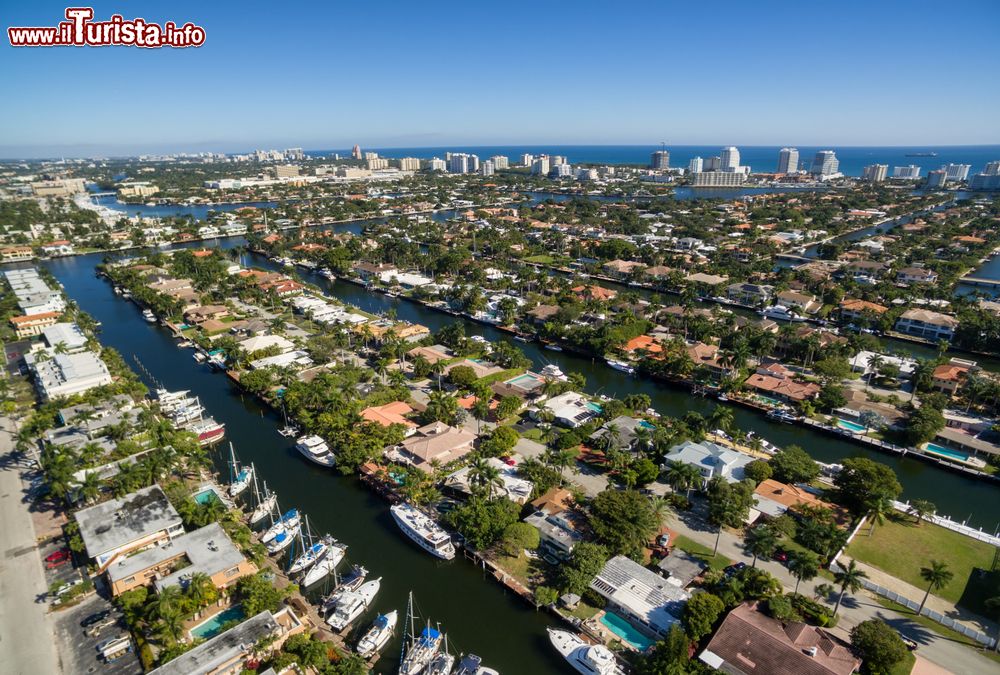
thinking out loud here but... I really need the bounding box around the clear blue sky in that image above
[2,0,999,157]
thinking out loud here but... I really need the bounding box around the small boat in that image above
[717,393,729,402]
[295,434,335,467]
[288,517,331,574]
[187,417,225,446]
[227,444,252,496]
[760,305,807,322]
[193,352,207,363]
[543,343,563,352]
[266,523,301,554]
[390,503,456,560]
[301,542,348,587]
[277,426,298,438]
[177,340,194,348]
[249,479,277,525]
[321,565,368,613]
[513,335,530,343]
[606,359,636,375]
[327,578,381,631]
[262,508,301,544]
[142,308,156,323]
[548,628,624,675]
[454,653,500,675]
[356,610,398,658]
[767,409,797,424]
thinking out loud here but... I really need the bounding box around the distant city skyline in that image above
[2,1,999,158]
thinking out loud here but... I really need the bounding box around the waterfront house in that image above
[9,311,61,338]
[699,602,860,675]
[0,245,34,262]
[589,555,689,637]
[896,266,938,285]
[571,284,618,302]
[894,308,960,341]
[838,298,889,325]
[685,272,729,293]
[75,485,185,572]
[539,391,597,428]
[644,265,676,282]
[752,480,848,524]
[602,259,646,278]
[106,522,256,597]
[526,304,560,325]
[931,361,973,397]
[623,334,663,356]
[775,290,821,314]
[444,457,533,503]
[391,421,476,473]
[525,511,583,561]
[726,282,773,306]
[361,401,418,434]
[443,358,505,380]
[184,305,230,325]
[147,607,305,675]
[492,370,547,400]
[530,486,575,517]
[685,342,731,378]
[237,334,295,356]
[589,415,653,453]
[406,344,452,365]
[26,350,113,401]
[661,440,753,485]
[743,371,820,403]
[353,261,397,281]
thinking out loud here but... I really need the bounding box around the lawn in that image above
[524,255,556,264]
[847,514,997,609]
[889,650,916,675]
[874,597,1000,666]
[673,534,733,572]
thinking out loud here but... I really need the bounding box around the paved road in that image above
[0,416,62,675]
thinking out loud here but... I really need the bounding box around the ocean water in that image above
[306,144,1000,177]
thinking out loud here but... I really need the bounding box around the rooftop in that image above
[75,485,182,559]
[589,555,689,635]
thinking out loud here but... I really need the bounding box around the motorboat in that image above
[454,654,500,675]
[301,542,348,587]
[356,610,398,658]
[606,359,636,375]
[327,578,381,631]
[543,342,563,352]
[390,503,456,560]
[142,308,156,323]
[186,417,225,446]
[768,409,798,424]
[547,628,624,675]
[760,305,807,322]
[295,434,335,467]
[320,565,368,613]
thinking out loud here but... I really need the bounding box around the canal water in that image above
[43,252,569,675]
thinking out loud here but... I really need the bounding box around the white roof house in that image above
[28,350,113,401]
[41,322,89,353]
[541,391,597,428]
[662,440,754,484]
[590,555,689,637]
[237,334,295,354]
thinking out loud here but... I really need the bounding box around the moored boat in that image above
[547,628,624,675]
[301,542,348,587]
[295,434,335,467]
[454,653,500,675]
[606,358,636,375]
[355,609,397,658]
[327,578,381,632]
[390,503,456,560]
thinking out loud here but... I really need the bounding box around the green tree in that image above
[236,572,285,616]
[445,496,519,550]
[918,560,953,614]
[707,478,755,555]
[832,559,868,616]
[908,499,936,525]
[788,550,821,594]
[448,364,478,389]
[635,624,691,675]
[905,405,946,446]
[683,592,725,642]
[589,489,659,559]
[745,526,778,567]
[560,542,609,595]
[501,522,540,558]
[769,445,819,484]
[850,619,908,675]
[743,459,773,485]
[834,457,902,515]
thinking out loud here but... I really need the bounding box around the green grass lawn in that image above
[889,650,916,675]
[847,514,997,609]
[874,597,1000,665]
[673,534,733,572]
[524,255,556,264]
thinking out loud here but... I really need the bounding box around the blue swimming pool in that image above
[587,402,603,413]
[837,419,867,433]
[924,443,969,462]
[193,488,221,505]
[189,605,245,640]
[599,611,654,651]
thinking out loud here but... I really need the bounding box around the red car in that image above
[45,548,71,565]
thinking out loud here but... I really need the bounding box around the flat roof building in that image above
[590,555,689,637]
[27,350,113,401]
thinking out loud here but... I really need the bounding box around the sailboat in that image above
[399,593,443,675]
[227,444,253,497]
[356,610,398,658]
[301,539,348,587]
[261,500,300,545]
[327,578,381,632]
[320,565,369,615]
[267,516,301,554]
[424,633,455,675]
[248,476,277,525]
[454,654,500,675]
[288,515,333,574]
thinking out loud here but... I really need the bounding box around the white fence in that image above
[892,499,1000,547]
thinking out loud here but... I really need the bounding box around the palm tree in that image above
[788,550,820,594]
[832,559,868,616]
[664,460,701,499]
[866,353,884,390]
[544,447,576,482]
[468,456,503,499]
[867,496,892,536]
[908,499,936,526]
[185,572,217,609]
[745,527,777,567]
[146,584,184,622]
[709,405,735,435]
[649,496,673,529]
[471,398,490,435]
[78,471,102,504]
[918,560,953,614]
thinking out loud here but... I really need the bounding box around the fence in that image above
[892,500,1000,548]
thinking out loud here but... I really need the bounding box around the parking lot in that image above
[51,593,141,675]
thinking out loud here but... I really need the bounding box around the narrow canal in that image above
[44,252,569,675]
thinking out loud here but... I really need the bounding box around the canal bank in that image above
[42,251,570,675]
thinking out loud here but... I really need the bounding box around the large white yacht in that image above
[548,628,625,675]
[390,503,456,560]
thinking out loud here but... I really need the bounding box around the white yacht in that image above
[355,610,398,658]
[454,654,500,675]
[327,578,381,632]
[539,364,568,381]
[390,503,456,560]
[760,305,807,322]
[227,444,253,497]
[606,359,636,375]
[301,541,348,587]
[142,308,156,323]
[547,628,624,675]
[266,522,301,554]
[288,517,331,574]
[295,434,335,467]
[320,565,368,614]
[249,489,277,525]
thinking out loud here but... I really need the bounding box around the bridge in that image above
[88,192,117,198]
[959,276,1000,288]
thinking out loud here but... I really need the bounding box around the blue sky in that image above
[2,0,999,157]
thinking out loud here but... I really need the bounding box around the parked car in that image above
[44,548,70,564]
[724,562,747,577]
[81,609,111,628]
[773,549,789,563]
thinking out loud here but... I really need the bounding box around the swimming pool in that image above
[189,605,245,640]
[507,374,540,387]
[599,611,654,651]
[837,419,867,433]
[587,402,603,413]
[924,443,970,462]
[193,488,222,505]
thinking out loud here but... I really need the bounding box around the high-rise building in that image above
[777,148,799,174]
[397,157,421,171]
[692,171,746,187]
[521,153,534,167]
[448,154,471,174]
[983,160,1000,176]
[688,157,703,173]
[941,164,971,182]
[720,147,740,172]
[428,158,447,172]
[862,164,888,183]
[555,163,573,177]
[704,156,721,171]
[481,161,495,177]
[893,165,921,178]
[809,150,840,178]
[363,152,379,161]
[274,165,300,178]
[489,155,509,169]
[284,148,304,161]
[366,157,388,170]
[925,170,948,189]
[351,145,362,160]
[650,150,670,170]
[468,155,480,172]
[530,157,550,176]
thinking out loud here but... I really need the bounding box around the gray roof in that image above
[590,555,689,635]
[656,550,707,587]
[106,522,246,589]
[663,440,754,482]
[76,485,182,558]
[589,415,648,448]
[147,610,280,675]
